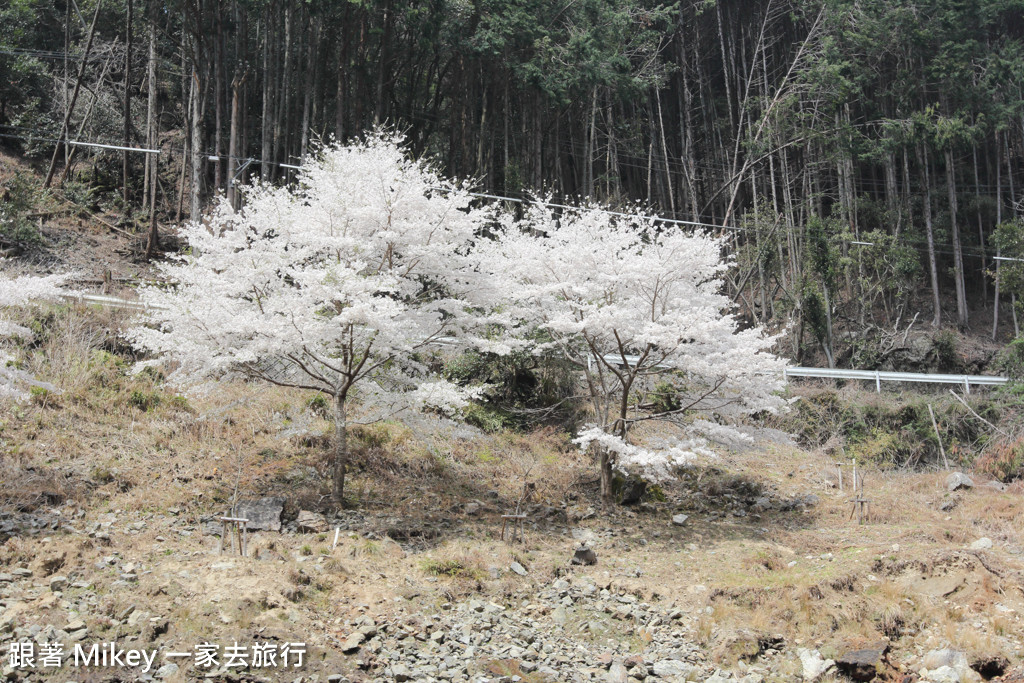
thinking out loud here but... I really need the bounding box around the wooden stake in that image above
[928,404,949,470]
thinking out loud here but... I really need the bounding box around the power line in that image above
[3,125,1023,263]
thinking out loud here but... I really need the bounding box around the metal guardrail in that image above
[783,366,1009,393]
[60,292,167,311]
[58,292,1015,393]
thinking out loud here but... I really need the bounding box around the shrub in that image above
[994,338,1024,380]
[974,436,1024,483]
[932,330,960,371]
[0,172,44,248]
[128,389,160,412]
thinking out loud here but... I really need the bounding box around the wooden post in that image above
[928,404,950,470]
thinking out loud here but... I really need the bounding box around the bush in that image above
[0,172,44,248]
[128,389,161,412]
[974,436,1024,483]
[932,330,960,371]
[781,388,994,469]
[994,338,1024,380]
[444,349,580,430]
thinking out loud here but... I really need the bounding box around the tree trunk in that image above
[122,0,132,204]
[333,393,348,505]
[599,448,614,504]
[44,0,102,188]
[994,131,1003,340]
[919,145,941,327]
[945,149,968,329]
[144,9,157,213]
[190,62,204,219]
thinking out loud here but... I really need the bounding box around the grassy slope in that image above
[1,306,1023,681]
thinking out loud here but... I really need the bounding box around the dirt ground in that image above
[1,362,1023,681]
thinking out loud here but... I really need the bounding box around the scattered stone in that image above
[798,648,835,681]
[984,480,1008,492]
[607,660,628,683]
[463,502,482,516]
[946,472,974,491]
[11,568,32,578]
[652,659,694,679]
[155,663,179,679]
[48,575,67,592]
[296,510,329,533]
[923,665,965,683]
[969,537,993,550]
[64,619,86,633]
[235,496,285,532]
[341,632,364,653]
[921,648,981,682]
[617,478,647,506]
[672,514,689,526]
[571,546,597,566]
[836,641,888,681]
[510,562,527,576]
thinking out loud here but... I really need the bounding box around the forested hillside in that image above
[3,0,1024,368]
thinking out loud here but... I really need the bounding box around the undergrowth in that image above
[779,386,1000,469]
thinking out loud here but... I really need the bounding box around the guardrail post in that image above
[963,376,970,395]
[875,370,881,393]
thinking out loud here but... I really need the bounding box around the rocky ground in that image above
[2,442,1023,683]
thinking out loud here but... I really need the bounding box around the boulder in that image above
[341,632,364,654]
[672,514,689,526]
[571,546,597,566]
[946,472,974,491]
[616,478,647,506]
[296,510,328,533]
[921,648,982,682]
[968,537,993,550]
[836,640,888,681]
[798,648,835,681]
[651,659,695,679]
[606,660,628,683]
[235,496,285,532]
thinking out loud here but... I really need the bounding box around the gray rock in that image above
[48,576,67,591]
[921,648,980,682]
[923,665,964,683]
[652,659,693,678]
[155,663,179,679]
[510,562,527,576]
[234,497,285,532]
[571,546,597,566]
[617,478,647,506]
[969,537,993,550]
[606,660,628,683]
[671,514,689,526]
[296,510,329,533]
[946,472,974,491]
[798,648,835,681]
[390,662,413,681]
[836,640,888,681]
[341,632,364,653]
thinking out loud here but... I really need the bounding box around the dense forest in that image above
[3,0,1024,368]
